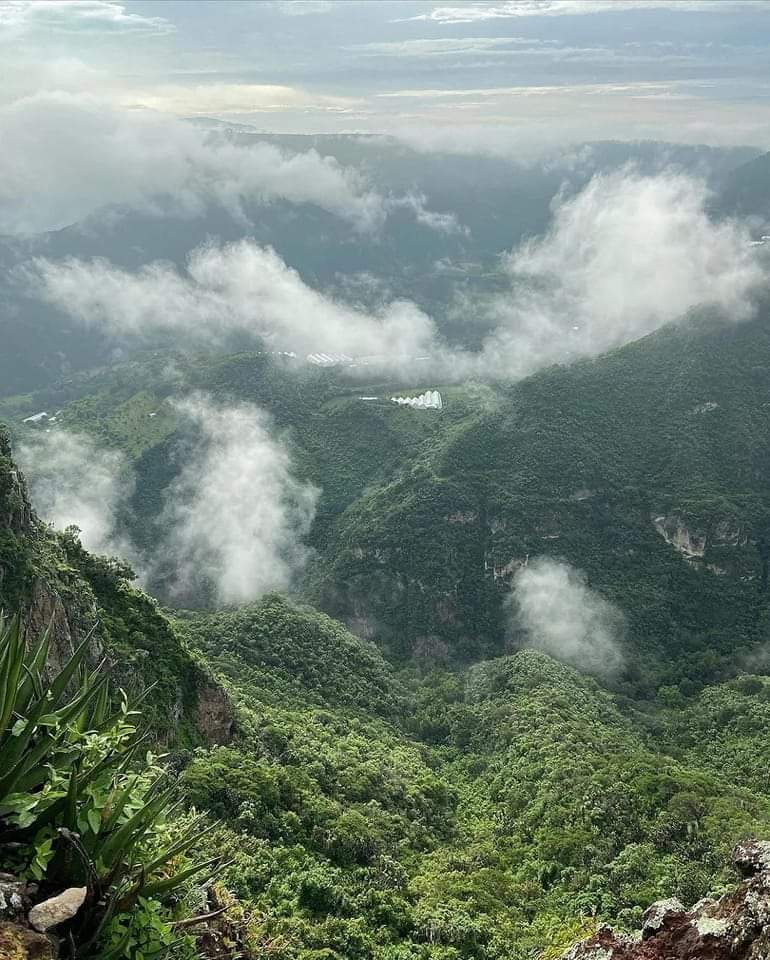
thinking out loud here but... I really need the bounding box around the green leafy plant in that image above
[0,612,221,958]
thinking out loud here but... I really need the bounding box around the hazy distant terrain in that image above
[1,134,763,395]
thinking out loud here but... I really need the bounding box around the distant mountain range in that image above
[0,136,764,397]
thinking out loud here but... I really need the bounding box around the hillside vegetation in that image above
[3,304,770,958]
[314,309,770,688]
[5,308,769,692]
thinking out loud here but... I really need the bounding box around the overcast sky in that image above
[2,0,770,149]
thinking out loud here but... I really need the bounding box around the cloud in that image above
[0,93,461,236]
[26,239,441,361]
[24,171,767,381]
[348,36,547,57]
[474,170,767,378]
[508,558,625,676]
[397,193,468,235]
[400,1,768,23]
[0,1,174,35]
[0,94,388,234]
[16,429,141,566]
[15,405,316,608]
[127,83,362,118]
[272,0,335,14]
[351,36,693,66]
[159,395,318,605]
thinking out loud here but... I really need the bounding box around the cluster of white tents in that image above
[391,390,443,410]
[307,352,354,366]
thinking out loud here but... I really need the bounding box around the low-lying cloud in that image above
[16,400,318,607]
[159,395,318,605]
[508,558,625,676]
[16,429,140,567]
[28,239,440,361]
[0,93,401,234]
[23,170,768,378]
[473,169,766,378]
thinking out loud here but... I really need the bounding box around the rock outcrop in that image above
[27,888,87,934]
[0,922,57,959]
[0,431,33,537]
[196,683,235,745]
[562,840,770,959]
[0,875,32,923]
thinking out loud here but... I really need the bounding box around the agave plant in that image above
[0,612,221,958]
[0,614,110,819]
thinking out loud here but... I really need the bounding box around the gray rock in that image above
[733,840,770,878]
[28,886,87,932]
[0,878,31,922]
[641,898,685,939]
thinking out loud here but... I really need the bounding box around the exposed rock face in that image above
[561,840,770,959]
[0,432,33,537]
[27,887,87,933]
[0,922,57,959]
[653,513,708,559]
[0,469,33,537]
[196,684,235,745]
[0,876,32,923]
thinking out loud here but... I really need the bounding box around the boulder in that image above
[733,839,770,878]
[27,886,86,933]
[641,898,685,939]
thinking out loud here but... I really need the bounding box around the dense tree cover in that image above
[8,308,768,690]
[313,310,770,685]
[175,611,770,960]
[174,596,402,714]
[3,309,770,958]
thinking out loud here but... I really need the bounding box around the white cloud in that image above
[24,171,767,383]
[27,239,441,361]
[377,81,680,100]
[508,558,625,676]
[160,395,318,605]
[272,0,335,14]
[474,170,767,378]
[0,1,174,35]
[126,82,362,117]
[0,93,459,235]
[351,36,691,66]
[0,93,389,234]
[17,429,141,566]
[348,36,545,56]
[400,1,768,23]
[15,406,316,607]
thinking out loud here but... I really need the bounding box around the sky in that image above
[2,0,770,150]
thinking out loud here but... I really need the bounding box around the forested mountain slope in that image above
[172,614,770,959]
[4,306,770,693]
[715,150,770,224]
[3,423,770,958]
[0,426,229,743]
[314,309,770,687]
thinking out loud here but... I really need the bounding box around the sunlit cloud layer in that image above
[1,0,768,146]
